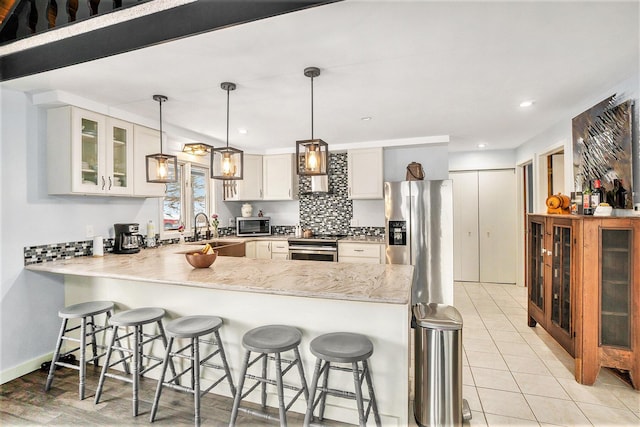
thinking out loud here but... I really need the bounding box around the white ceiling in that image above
[3,0,639,154]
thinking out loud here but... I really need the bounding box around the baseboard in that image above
[0,352,53,385]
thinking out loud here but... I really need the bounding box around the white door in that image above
[450,171,480,282]
[478,169,517,283]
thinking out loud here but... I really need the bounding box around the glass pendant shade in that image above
[211,146,243,180]
[146,94,177,183]
[146,153,177,182]
[211,81,243,180]
[296,138,328,175]
[182,143,212,156]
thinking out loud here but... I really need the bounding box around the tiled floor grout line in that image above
[458,281,640,426]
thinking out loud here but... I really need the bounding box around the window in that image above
[161,162,212,239]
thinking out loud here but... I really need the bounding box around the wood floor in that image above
[0,365,349,426]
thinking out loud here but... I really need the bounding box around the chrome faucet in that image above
[194,212,211,241]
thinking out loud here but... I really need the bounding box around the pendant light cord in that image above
[310,74,314,140]
[226,86,230,148]
[159,97,164,154]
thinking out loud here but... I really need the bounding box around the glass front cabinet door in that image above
[578,217,639,389]
[72,109,106,194]
[105,118,134,195]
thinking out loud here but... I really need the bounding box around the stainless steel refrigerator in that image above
[385,180,454,305]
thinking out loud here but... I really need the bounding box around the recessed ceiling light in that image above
[477,143,487,149]
[238,128,248,135]
[360,116,372,121]
[519,100,535,108]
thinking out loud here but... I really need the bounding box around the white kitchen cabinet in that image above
[262,154,298,200]
[245,240,289,260]
[347,147,383,199]
[450,169,517,283]
[338,242,384,264]
[224,154,263,201]
[47,106,134,196]
[270,241,289,260]
[255,241,272,259]
[244,241,257,258]
[132,125,167,197]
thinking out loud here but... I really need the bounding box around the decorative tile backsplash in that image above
[299,153,353,235]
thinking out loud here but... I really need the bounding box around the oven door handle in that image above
[288,246,337,252]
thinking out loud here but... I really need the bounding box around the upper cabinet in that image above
[224,154,263,201]
[262,154,298,200]
[47,107,165,197]
[48,106,135,196]
[132,125,167,198]
[347,148,383,199]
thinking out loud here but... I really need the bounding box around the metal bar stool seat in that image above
[150,315,236,427]
[229,325,309,427]
[45,300,115,400]
[94,307,176,417]
[303,332,381,427]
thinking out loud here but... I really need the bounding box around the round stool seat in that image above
[242,325,302,353]
[59,301,114,319]
[310,332,373,363]
[165,315,223,338]
[109,307,165,327]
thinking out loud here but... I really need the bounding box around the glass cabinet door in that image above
[528,220,544,311]
[551,224,571,333]
[106,118,134,195]
[112,125,128,188]
[73,109,106,193]
[81,117,99,186]
[600,228,631,348]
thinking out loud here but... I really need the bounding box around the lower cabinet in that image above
[527,214,639,389]
[245,240,289,260]
[338,242,384,264]
[270,241,289,260]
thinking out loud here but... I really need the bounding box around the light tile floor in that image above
[447,281,640,427]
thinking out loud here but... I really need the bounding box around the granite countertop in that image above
[26,244,412,304]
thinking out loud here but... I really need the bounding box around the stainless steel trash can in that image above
[413,303,470,426]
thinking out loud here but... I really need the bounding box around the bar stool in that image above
[303,332,381,427]
[229,325,309,427]
[44,300,116,400]
[149,315,236,426]
[94,307,176,416]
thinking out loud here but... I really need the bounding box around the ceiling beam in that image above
[0,0,337,82]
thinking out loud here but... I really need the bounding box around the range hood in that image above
[302,175,331,195]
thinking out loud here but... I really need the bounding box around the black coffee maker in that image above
[114,223,143,254]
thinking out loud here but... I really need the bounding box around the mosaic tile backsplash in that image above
[298,153,352,235]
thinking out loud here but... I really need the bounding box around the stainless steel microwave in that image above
[236,217,271,236]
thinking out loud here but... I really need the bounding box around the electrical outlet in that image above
[86,225,94,238]
[350,218,359,227]
[229,218,234,226]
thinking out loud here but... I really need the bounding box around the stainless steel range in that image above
[287,235,345,262]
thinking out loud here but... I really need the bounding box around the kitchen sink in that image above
[184,241,245,257]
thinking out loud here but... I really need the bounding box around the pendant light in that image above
[146,94,177,183]
[182,143,212,156]
[211,82,243,180]
[296,66,328,176]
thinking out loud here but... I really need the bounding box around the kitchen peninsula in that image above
[26,244,413,426]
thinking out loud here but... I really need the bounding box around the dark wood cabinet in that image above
[527,214,639,389]
[527,215,580,356]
